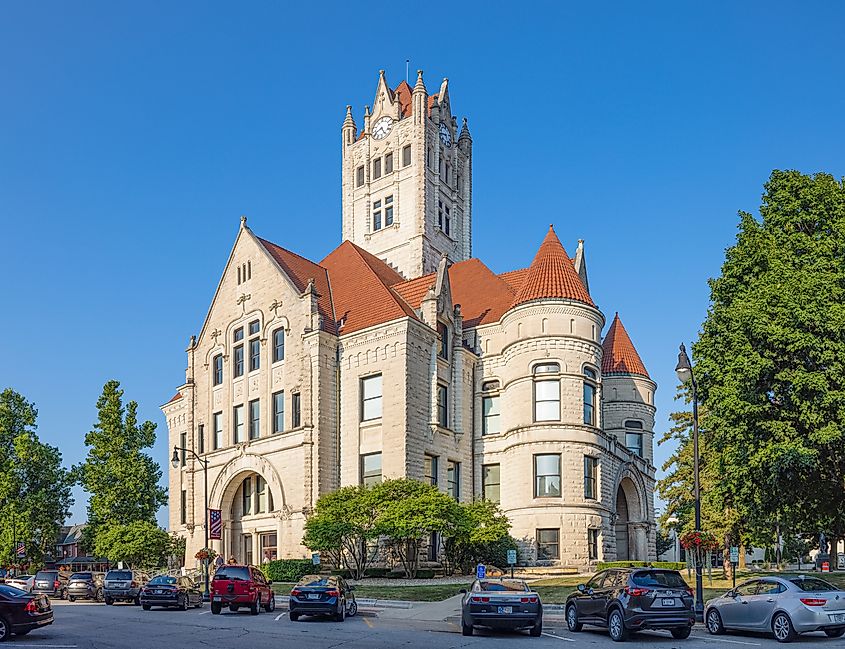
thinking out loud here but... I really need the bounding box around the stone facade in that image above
[163,70,657,570]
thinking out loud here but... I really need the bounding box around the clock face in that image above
[372,116,393,140]
[439,122,452,147]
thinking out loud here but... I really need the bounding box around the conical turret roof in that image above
[511,225,594,308]
[602,313,650,378]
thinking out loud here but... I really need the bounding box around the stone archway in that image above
[615,484,631,560]
[615,476,644,561]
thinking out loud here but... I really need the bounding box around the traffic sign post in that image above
[729,546,739,589]
[312,553,320,566]
[476,563,486,580]
[507,549,517,579]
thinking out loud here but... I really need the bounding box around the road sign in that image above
[729,546,739,563]
[476,563,486,580]
[312,553,321,566]
[507,549,517,565]
[15,541,25,558]
[822,561,830,573]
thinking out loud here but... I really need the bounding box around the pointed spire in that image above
[459,117,472,141]
[413,69,426,94]
[342,104,356,129]
[511,225,594,308]
[601,313,650,378]
[573,239,589,293]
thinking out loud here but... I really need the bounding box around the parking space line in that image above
[198,610,211,615]
[541,632,575,642]
[364,617,375,629]
[275,612,285,621]
[699,638,760,646]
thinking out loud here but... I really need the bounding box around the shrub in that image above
[595,561,686,571]
[262,559,314,582]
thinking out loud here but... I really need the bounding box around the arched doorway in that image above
[615,484,630,560]
[615,476,643,561]
[227,472,277,564]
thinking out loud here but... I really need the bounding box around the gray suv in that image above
[104,570,143,605]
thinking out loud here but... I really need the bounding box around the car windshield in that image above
[789,577,836,592]
[107,571,133,580]
[479,580,528,592]
[0,585,27,597]
[297,576,334,588]
[631,570,688,588]
[35,571,56,580]
[70,573,92,581]
[214,566,250,581]
[148,576,177,585]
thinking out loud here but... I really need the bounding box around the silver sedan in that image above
[705,575,845,643]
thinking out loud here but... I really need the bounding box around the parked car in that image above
[565,568,695,642]
[140,575,203,611]
[4,576,34,593]
[0,569,9,585]
[211,565,274,615]
[705,575,845,643]
[66,572,104,602]
[0,584,54,641]
[288,575,356,622]
[459,578,542,637]
[32,570,68,599]
[103,570,147,605]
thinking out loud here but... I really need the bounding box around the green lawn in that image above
[272,582,471,602]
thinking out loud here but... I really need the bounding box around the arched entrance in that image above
[615,484,631,560]
[615,476,643,561]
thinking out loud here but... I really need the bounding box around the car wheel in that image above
[772,612,797,643]
[289,612,299,621]
[607,609,628,642]
[95,589,104,603]
[211,602,221,615]
[264,595,276,613]
[105,596,113,605]
[250,596,260,615]
[0,615,9,642]
[671,627,691,639]
[461,617,474,636]
[825,628,845,638]
[335,600,346,622]
[134,595,141,606]
[229,604,239,613]
[142,604,151,611]
[68,595,76,602]
[530,618,543,637]
[566,604,583,632]
[706,608,725,635]
[195,597,203,609]
[347,599,358,617]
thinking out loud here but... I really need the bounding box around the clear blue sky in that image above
[2,1,843,526]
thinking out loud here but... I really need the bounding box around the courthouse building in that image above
[163,70,657,568]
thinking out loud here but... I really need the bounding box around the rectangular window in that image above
[534,380,560,421]
[372,157,381,179]
[534,454,561,498]
[437,383,448,428]
[180,490,187,525]
[384,195,393,226]
[234,344,244,377]
[428,531,439,562]
[385,152,393,174]
[427,147,433,170]
[438,322,449,360]
[273,391,284,433]
[213,354,223,386]
[179,432,186,467]
[242,477,252,515]
[626,433,644,457]
[372,199,382,231]
[447,460,460,500]
[292,392,301,428]
[213,412,222,449]
[482,395,500,435]
[361,452,382,487]
[249,338,260,372]
[424,454,438,486]
[273,328,285,362]
[402,145,411,167]
[438,200,443,230]
[356,165,364,187]
[361,374,383,421]
[584,381,596,425]
[256,475,267,513]
[197,424,204,455]
[234,327,243,342]
[243,534,253,565]
[584,456,598,500]
[261,533,278,563]
[482,464,501,504]
[588,529,599,561]
[445,204,451,236]
[233,405,244,444]
[248,320,260,336]
[249,399,260,439]
[537,528,560,560]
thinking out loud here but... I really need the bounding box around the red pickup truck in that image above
[210,565,275,615]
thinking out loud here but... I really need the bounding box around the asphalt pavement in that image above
[8,599,845,648]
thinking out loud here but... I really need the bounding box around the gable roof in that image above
[511,225,595,308]
[257,237,336,334]
[602,313,650,378]
[321,241,418,335]
[394,80,413,118]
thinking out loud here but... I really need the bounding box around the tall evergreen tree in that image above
[75,380,167,541]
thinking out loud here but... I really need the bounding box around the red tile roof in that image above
[321,241,418,335]
[167,392,182,404]
[511,225,595,308]
[602,313,650,378]
[257,237,336,334]
[498,268,529,293]
[394,80,413,118]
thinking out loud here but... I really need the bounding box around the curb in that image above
[273,595,412,610]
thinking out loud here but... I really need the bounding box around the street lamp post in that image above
[171,445,210,600]
[675,343,704,622]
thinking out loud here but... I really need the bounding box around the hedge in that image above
[596,561,686,571]
[262,559,315,582]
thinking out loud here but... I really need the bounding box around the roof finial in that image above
[240,215,247,227]
[414,69,426,93]
[549,223,554,231]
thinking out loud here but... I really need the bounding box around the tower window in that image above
[482,463,500,504]
[384,195,393,226]
[439,157,444,177]
[361,452,382,487]
[385,152,393,174]
[438,322,449,360]
[437,383,448,428]
[534,363,561,422]
[482,395,500,435]
[625,421,644,457]
[445,204,450,235]
[427,147,433,170]
[372,200,382,231]
[534,454,561,498]
[356,165,364,187]
[402,145,411,167]
[292,392,301,428]
[583,367,597,426]
[372,157,382,180]
[584,456,598,500]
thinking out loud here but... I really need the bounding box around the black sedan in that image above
[460,578,543,637]
[0,584,54,641]
[289,575,357,621]
[140,576,203,611]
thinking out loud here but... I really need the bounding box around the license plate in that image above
[154,589,163,594]
[831,613,845,623]
[662,598,675,606]
[307,593,320,600]
[213,596,221,602]
[497,606,513,614]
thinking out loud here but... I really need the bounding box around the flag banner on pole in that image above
[15,541,25,558]
[209,509,222,540]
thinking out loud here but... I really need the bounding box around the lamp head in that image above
[171,447,180,469]
[675,343,692,383]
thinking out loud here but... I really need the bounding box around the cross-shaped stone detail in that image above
[237,293,251,313]
[269,299,284,317]
[210,328,222,344]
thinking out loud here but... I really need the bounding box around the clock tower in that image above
[341,69,473,279]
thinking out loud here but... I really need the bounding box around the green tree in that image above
[75,380,167,547]
[442,499,512,574]
[0,388,74,566]
[694,170,845,550]
[93,521,171,569]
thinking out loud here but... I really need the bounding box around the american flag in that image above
[15,541,25,558]
[208,509,222,540]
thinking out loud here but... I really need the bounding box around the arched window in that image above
[533,363,561,422]
[239,474,274,516]
[583,367,597,426]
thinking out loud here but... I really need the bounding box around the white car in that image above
[6,574,35,592]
